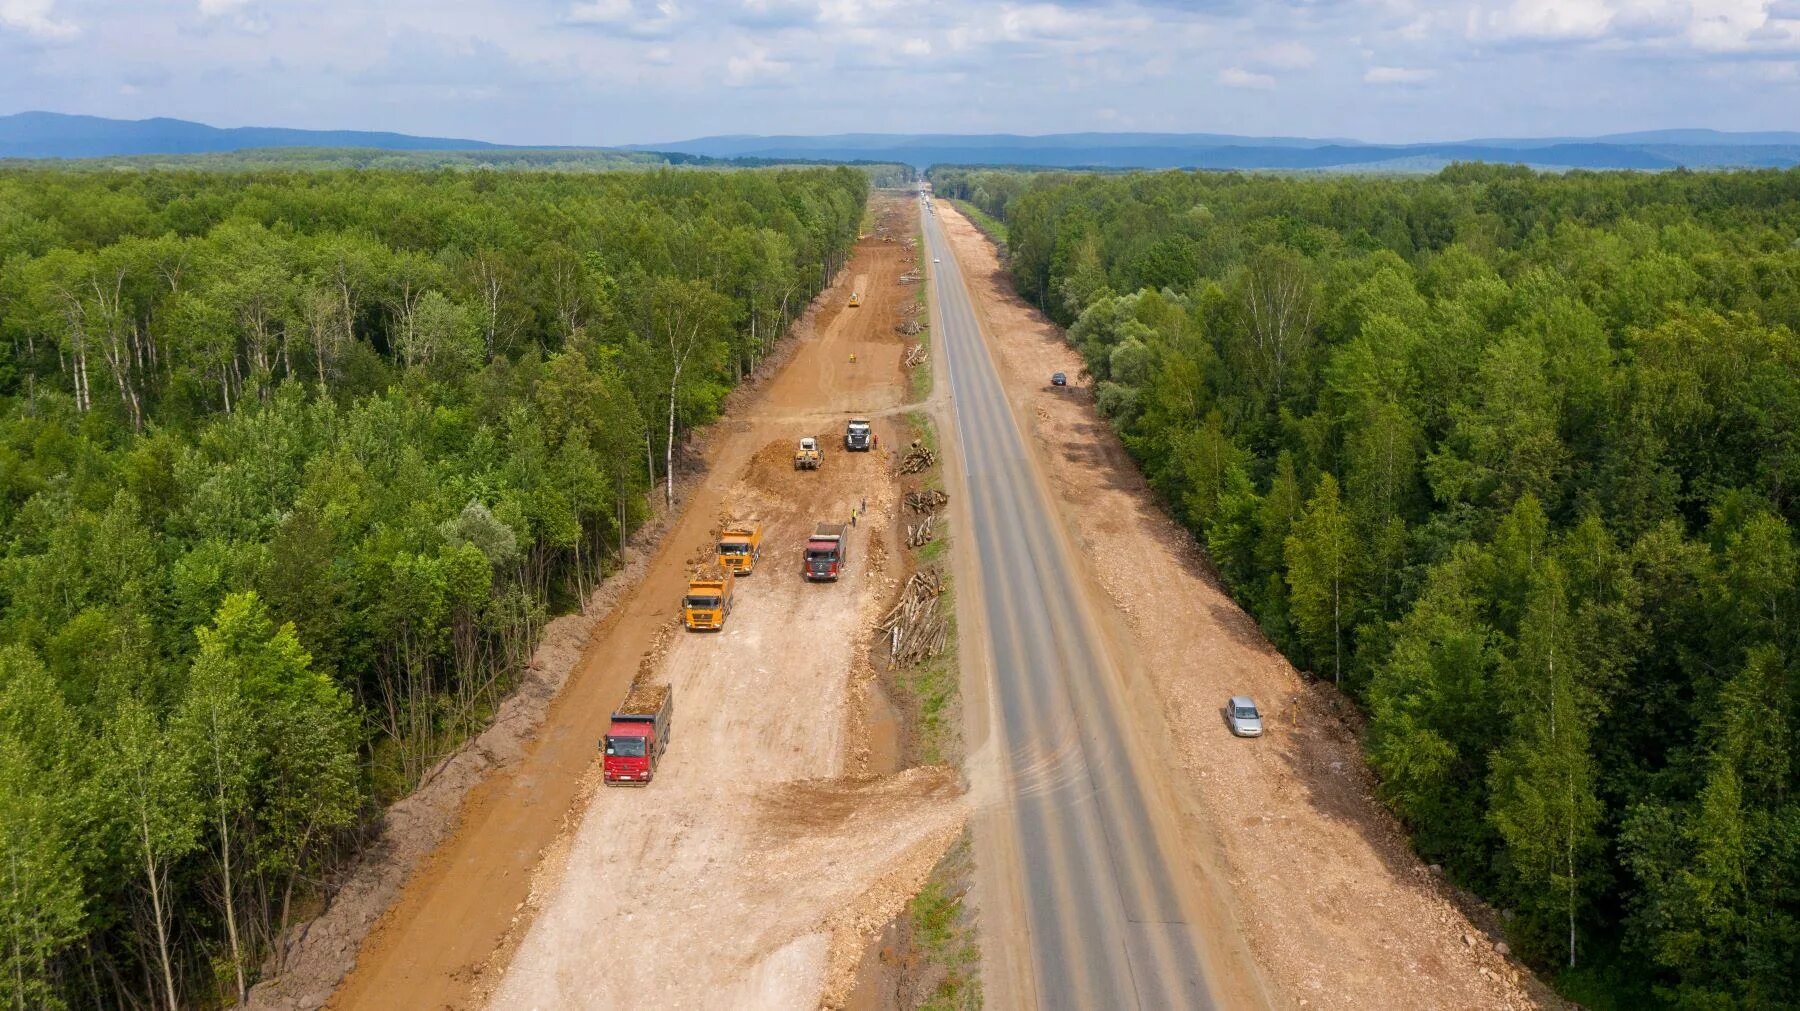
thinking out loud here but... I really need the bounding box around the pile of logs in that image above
[878,568,949,669]
[905,488,949,515]
[902,341,929,363]
[896,320,925,337]
[898,271,921,284]
[898,441,937,474]
[905,513,937,547]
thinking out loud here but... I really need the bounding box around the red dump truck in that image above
[804,523,848,581]
[601,684,672,786]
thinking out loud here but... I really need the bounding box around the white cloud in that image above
[565,0,684,37]
[198,0,254,16]
[1218,66,1276,89]
[1254,41,1315,69]
[1480,0,1615,41]
[901,36,931,56]
[1364,65,1435,84]
[724,45,792,86]
[0,0,78,39]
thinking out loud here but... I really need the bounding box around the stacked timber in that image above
[878,568,949,669]
[905,489,949,515]
[905,514,936,548]
[898,442,936,474]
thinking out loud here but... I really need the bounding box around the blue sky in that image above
[2,0,1797,144]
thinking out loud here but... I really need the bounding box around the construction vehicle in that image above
[845,418,873,452]
[682,566,734,631]
[848,291,862,307]
[805,523,848,582]
[794,436,822,470]
[601,684,672,785]
[716,522,763,575]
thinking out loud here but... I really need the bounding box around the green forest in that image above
[0,164,865,1007]
[932,164,1800,1006]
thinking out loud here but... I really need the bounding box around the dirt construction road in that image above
[934,199,1544,1010]
[328,196,965,1009]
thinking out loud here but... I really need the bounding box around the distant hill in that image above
[0,111,509,159]
[631,130,1800,171]
[6,112,1799,172]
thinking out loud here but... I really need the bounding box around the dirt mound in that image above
[745,437,817,496]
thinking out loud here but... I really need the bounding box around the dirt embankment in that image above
[937,203,1556,1010]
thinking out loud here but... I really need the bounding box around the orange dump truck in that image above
[717,523,763,575]
[682,566,735,631]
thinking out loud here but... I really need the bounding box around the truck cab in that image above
[603,685,672,785]
[845,418,872,452]
[805,523,848,581]
[683,569,734,630]
[717,523,762,575]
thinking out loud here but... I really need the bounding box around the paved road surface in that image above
[922,198,1220,1010]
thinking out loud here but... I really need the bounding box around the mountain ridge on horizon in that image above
[5,111,1800,171]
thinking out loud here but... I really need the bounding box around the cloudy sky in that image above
[2,0,1798,144]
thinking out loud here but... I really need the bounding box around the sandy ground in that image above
[302,196,965,1010]
[937,203,1553,1010]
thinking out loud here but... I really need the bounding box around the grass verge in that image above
[910,220,933,403]
[880,410,981,1007]
[901,832,982,1010]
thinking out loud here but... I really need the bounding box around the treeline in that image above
[0,165,865,1007]
[933,163,1800,1005]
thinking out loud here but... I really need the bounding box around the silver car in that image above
[1228,696,1263,737]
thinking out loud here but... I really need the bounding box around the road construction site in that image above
[315,195,967,1009]
[264,189,1547,1011]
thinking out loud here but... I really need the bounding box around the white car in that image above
[933,257,941,263]
[1227,696,1263,737]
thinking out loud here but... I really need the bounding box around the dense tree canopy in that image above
[0,164,865,1007]
[933,162,1800,1005]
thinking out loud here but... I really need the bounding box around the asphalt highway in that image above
[922,198,1220,1010]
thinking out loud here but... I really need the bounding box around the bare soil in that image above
[277,195,965,1010]
[937,203,1557,1010]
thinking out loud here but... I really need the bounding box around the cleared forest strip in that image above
[249,253,852,1010]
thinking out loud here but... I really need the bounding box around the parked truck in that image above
[716,522,763,575]
[794,436,822,470]
[804,523,848,581]
[601,683,672,786]
[683,566,735,630]
[844,418,873,452]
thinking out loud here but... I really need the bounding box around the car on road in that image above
[1051,371,1067,387]
[933,257,941,263]
[1227,696,1263,737]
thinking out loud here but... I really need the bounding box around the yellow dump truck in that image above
[716,523,763,575]
[682,566,735,631]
